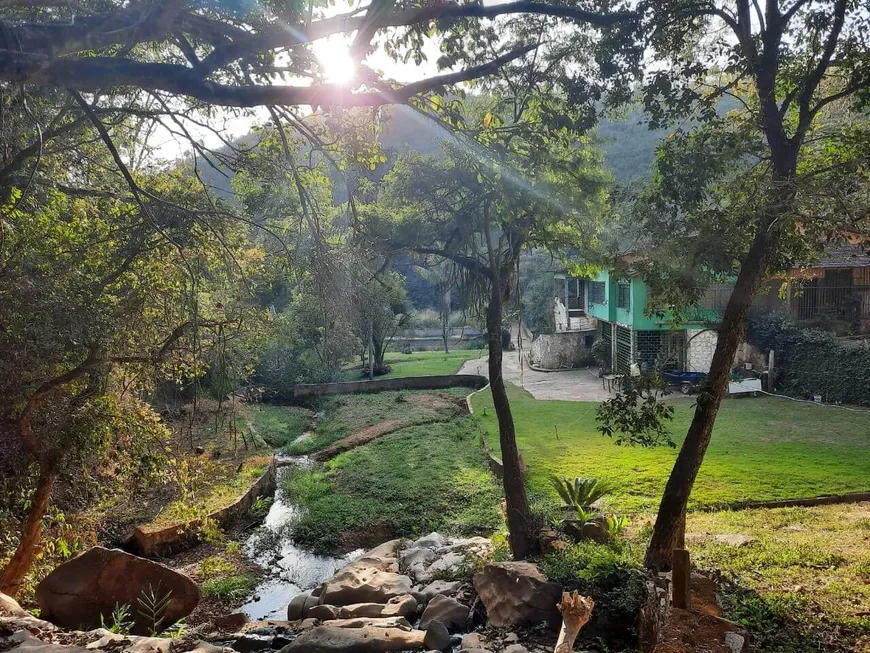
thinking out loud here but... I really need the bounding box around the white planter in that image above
[728,378,762,396]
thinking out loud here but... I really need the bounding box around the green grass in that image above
[201,573,259,601]
[284,389,466,455]
[473,383,870,512]
[283,416,503,554]
[677,503,870,652]
[247,404,312,448]
[345,349,486,380]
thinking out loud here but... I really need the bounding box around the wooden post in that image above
[672,548,691,610]
[767,349,775,392]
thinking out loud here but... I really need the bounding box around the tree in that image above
[0,154,261,596]
[352,271,413,377]
[365,96,609,558]
[633,0,870,569]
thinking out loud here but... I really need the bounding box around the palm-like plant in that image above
[549,475,613,511]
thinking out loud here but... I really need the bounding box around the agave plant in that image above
[548,475,613,511]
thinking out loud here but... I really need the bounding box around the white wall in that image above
[687,329,718,373]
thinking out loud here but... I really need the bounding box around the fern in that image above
[136,584,172,635]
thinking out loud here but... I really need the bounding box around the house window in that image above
[617,282,631,310]
[589,281,606,304]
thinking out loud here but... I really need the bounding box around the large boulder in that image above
[472,562,561,629]
[279,621,450,653]
[35,546,199,634]
[418,594,467,632]
[317,565,412,606]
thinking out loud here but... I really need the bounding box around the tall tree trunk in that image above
[0,458,59,596]
[487,287,538,560]
[644,209,786,570]
[441,288,450,354]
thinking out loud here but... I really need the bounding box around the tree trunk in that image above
[441,288,450,354]
[644,227,779,570]
[487,289,538,560]
[0,458,59,596]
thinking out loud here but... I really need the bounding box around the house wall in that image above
[528,331,594,370]
[687,329,718,373]
[586,270,615,322]
[554,298,569,332]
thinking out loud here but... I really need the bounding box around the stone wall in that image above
[528,331,593,370]
[292,374,488,399]
[686,329,717,373]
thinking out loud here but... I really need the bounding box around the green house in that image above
[555,270,724,374]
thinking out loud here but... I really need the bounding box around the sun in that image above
[313,37,356,85]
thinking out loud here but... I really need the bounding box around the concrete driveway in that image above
[457,352,615,402]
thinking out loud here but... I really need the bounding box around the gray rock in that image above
[460,632,487,650]
[401,548,437,570]
[363,539,404,559]
[503,645,529,653]
[318,565,412,606]
[327,616,412,630]
[419,594,467,632]
[725,631,746,652]
[287,593,309,621]
[279,621,449,652]
[307,604,339,621]
[412,533,446,549]
[426,552,466,577]
[0,591,28,617]
[417,580,463,603]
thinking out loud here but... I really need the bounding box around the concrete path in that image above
[457,352,614,402]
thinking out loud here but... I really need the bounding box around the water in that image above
[239,454,362,620]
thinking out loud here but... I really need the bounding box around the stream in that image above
[239,454,362,621]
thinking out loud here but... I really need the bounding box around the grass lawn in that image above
[283,415,502,554]
[677,503,870,651]
[473,383,870,512]
[344,348,486,379]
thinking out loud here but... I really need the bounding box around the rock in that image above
[401,548,437,570]
[279,621,449,652]
[364,539,404,559]
[419,595,467,632]
[563,520,609,543]
[302,593,321,616]
[411,533,446,549]
[6,630,91,652]
[434,537,492,556]
[503,645,529,653]
[352,556,400,574]
[307,604,339,621]
[503,632,519,643]
[425,552,466,578]
[460,632,488,650]
[714,534,755,547]
[416,580,463,603]
[299,618,319,630]
[0,591,29,617]
[35,546,199,634]
[724,631,746,652]
[327,616,412,629]
[318,565,413,606]
[337,595,417,619]
[287,593,309,621]
[472,562,561,629]
[211,612,248,632]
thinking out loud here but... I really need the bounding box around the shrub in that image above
[201,573,258,601]
[539,540,647,650]
[747,312,870,406]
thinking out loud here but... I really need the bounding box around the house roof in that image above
[812,243,870,269]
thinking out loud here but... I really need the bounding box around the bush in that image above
[539,540,648,650]
[747,312,870,406]
[201,573,258,601]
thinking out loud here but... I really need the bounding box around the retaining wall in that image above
[126,457,276,558]
[292,374,488,399]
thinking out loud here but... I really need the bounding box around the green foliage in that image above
[474,383,870,511]
[590,339,612,370]
[201,574,258,602]
[747,312,870,406]
[603,514,628,538]
[539,540,647,649]
[548,475,613,511]
[283,417,502,554]
[596,374,675,447]
[136,585,172,635]
[100,603,133,635]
